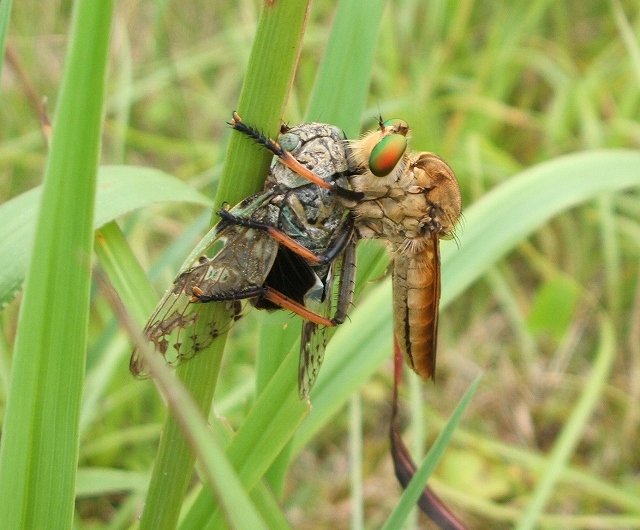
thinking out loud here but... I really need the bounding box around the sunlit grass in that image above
[2,1,640,528]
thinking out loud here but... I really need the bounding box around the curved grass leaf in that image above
[137,3,315,529]
[442,149,640,304]
[0,165,212,308]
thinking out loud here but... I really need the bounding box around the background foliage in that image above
[2,0,640,528]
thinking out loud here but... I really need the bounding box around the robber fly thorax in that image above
[348,119,462,380]
[131,113,360,398]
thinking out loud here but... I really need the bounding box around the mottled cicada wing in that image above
[299,323,329,398]
[298,263,334,399]
[130,192,280,378]
[299,235,357,398]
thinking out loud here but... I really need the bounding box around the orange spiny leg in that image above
[190,282,335,326]
[263,288,334,327]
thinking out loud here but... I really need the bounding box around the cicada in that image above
[131,113,361,398]
[349,119,462,380]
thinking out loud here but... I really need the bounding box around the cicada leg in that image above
[216,208,357,327]
[218,207,355,268]
[229,112,362,202]
[190,282,334,327]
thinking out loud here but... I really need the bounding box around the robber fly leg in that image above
[330,237,357,326]
[229,112,362,202]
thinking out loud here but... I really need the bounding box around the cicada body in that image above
[131,115,359,398]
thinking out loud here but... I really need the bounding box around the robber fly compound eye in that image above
[368,133,408,177]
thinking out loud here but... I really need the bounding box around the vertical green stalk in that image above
[138,3,311,529]
[0,0,114,527]
[173,0,387,523]
[264,0,386,493]
[0,0,12,82]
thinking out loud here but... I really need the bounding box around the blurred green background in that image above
[2,1,640,528]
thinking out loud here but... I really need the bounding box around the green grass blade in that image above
[159,380,268,530]
[0,0,114,526]
[178,348,309,529]
[259,0,387,493]
[516,314,616,530]
[95,221,158,327]
[75,467,149,497]
[442,150,640,304]
[213,2,314,215]
[306,0,386,135]
[179,420,295,530]
[611,0,640,84]
[88,186,209,437]
[118,310,269,530]
[202,381,310,529]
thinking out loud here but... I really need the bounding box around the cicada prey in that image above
[131,114,360,398]
[349,119,461,380]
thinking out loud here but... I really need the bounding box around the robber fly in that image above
[131,113,361,398]
[349,119,461,380]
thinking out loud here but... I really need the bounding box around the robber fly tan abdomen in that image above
[349,119,461,380]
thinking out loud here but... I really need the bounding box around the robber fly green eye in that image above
[369,133,408,177]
